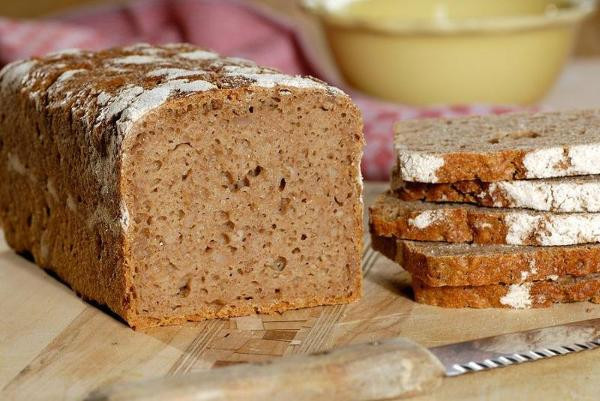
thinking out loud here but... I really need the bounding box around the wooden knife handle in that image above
[86,338,445,401]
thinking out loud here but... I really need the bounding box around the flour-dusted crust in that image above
[0,44,364,329]
[372,234,600,287]
[392,167,600,213]
[394,109,600,183]
[370,192,600,246]
[412,275,600,309]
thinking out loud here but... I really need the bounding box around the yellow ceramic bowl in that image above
[304,0,596,105]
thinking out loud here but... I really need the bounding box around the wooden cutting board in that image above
[1,182,600,401]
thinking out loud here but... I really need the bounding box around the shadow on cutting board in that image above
[364,252,415,300]
[1,249,132,328]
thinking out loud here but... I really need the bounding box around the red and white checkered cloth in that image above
[0,0,525,180]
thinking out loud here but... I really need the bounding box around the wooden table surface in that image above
[3,61,600,401]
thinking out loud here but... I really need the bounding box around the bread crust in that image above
[370,192,600,246]
[394,109,600,183]
[392,166,600,213]
[412,276,600,309]
[372,234,600,287]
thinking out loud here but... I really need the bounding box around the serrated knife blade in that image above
[428,318,600,377]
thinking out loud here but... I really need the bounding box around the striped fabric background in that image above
[0,0,525,180]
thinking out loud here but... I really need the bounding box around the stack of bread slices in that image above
[370,109,600,309]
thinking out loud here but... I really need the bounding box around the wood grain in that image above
[2,182,600,401]
[86,338,444,401]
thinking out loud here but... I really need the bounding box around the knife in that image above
[87,318,600,401]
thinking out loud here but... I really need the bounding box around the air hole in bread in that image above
[178,277,192,298]
[488,130,540,144]
[219,234,230,245]
[249,165,262,177]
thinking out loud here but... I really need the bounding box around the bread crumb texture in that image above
[0,43,364,328]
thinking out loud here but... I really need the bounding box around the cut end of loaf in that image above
[121,88,364,328]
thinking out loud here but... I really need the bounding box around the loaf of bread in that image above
[0,44,364,329]
[412,275,600,309]
[395,109,600,183]
[370,192,600,246]
[372,234,600,287]
[392,168,600,213]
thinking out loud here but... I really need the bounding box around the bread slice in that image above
[372,234,600,287]
[370,192,600,246]
[395,109,600,183]
[412,275,600,309]
[0,44,364,329]
[391,166,600,213]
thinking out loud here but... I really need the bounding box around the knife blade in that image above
[429,317,600,377]
[87,318,600,401]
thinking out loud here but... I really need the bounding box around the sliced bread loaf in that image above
[395,109,600,183]
[412,275,600,309]
[372,234,600,287]
[0,44,364,329]
[392,167,600,213]
[370,192,600,246]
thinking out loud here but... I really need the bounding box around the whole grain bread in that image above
[395,109,600,183]
[412,275,600,309]
[370,192,600,246]
[0,44,364,329]
[391,166,600,213]
[372,234,600,287]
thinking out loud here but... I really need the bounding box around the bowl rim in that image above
[302,0,597,34]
